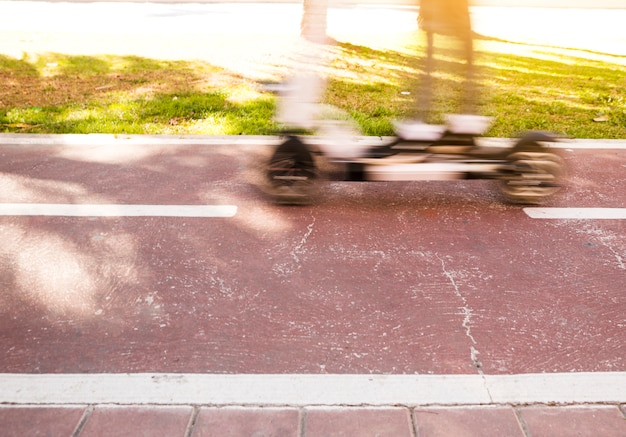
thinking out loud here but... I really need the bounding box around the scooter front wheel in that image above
[265,136,317,205]
[500,150,565,205]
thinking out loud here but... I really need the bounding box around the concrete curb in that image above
[1,134,625,149]
[2,372,625,406]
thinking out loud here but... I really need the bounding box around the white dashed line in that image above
[524,208,626,220]
[0,204,237,218]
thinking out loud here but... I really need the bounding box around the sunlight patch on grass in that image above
[63,107,100,121]
[226,84,265,104]
[477,39,626,67]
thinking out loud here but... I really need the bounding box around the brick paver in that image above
[303,407,415,437]
[414,406,525,437]
[0,406,86,437]
[77,406,193,437]
[518,405,626,437]
[192,407,300,437]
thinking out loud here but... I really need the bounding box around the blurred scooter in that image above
[264,1,565,205]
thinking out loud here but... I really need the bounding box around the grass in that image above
[1,34,625,138]
[0,54,277,135]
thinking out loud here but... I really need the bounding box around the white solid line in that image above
[0,372,624,406]
[1,134,626,149]
[0,204,237,218]
[524,207,626,220]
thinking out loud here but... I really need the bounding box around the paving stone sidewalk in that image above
[2,404,626,436]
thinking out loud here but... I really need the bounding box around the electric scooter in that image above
[264,114,565,205]
[264,5,566,206]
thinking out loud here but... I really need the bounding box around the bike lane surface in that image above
[1,136,625,436]
[0,136,624,376]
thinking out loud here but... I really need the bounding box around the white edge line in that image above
[0,372,624,406]
[0,204,237,218]
[524,208,626,220]
[1,134,626,149]
[485,372,626,405]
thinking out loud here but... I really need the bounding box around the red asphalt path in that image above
[0,136,624,376]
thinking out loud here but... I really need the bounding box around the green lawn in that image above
[1,34,624,138]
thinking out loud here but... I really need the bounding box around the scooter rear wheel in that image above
[266,136,317,204]
[500,150,565,205]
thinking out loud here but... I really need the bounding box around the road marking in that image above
[0,204,237,218]
[2,134,626,149]
[524,208,626,220]
[0,372,624,406]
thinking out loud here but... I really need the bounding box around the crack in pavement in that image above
[436,255,492,399]
[270,217,316,280]
[291,217,316,266]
